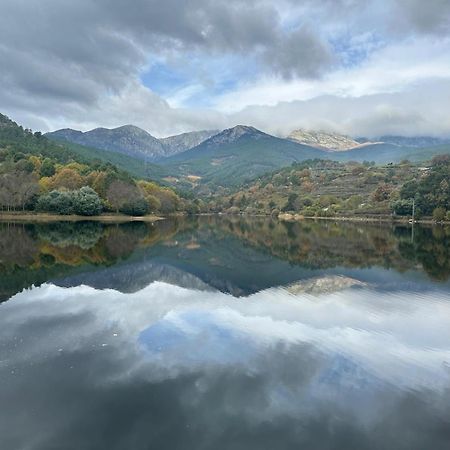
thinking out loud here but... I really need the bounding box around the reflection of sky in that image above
[1,281,450,449]
[139,310,255,366]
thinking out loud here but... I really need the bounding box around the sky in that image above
[1,0,450,138]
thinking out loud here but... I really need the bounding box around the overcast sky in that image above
[1,0,450,137]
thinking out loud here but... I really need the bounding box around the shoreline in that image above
[0,211,448,226]
[0,213,164,223]
[276,213,447,225]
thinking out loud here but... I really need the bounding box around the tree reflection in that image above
[0,217,449,302]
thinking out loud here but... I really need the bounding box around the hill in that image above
[159,125,329,186]
[0,113,182,216]
[206,157,450,220]
[57,140,169,181]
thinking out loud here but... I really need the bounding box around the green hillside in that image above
[205,157,450,220]
[160,127,329,186]
[0,113,182,216]
[47,137,169,180]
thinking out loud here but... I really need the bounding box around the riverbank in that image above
[277,212,449,225]
[0,212,164,223]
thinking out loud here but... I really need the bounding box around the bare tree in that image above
[106,180,141,213]
[0,171,39,211]
[15,171,39,210]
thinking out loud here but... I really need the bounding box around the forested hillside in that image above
[205,157,450,220]
[0,114,181,216]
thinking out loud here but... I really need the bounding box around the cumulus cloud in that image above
[229,80,450,138]
[1,0,450,136]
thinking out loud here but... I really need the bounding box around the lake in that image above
[1,217,450,449]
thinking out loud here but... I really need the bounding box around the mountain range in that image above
[45,126,219,161]
[42,122,450,187]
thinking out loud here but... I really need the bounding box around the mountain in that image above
[41,118,450,188]
[289,130,450,151]
[334,142,450,164]
[160,130,220,156]
[46,125,221,162]
[159,125,329,186]
[360,135,450,148]
[288,129,367,151]
[46,125,168,161]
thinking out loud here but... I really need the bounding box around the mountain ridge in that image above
[160,130,220,155]
[46,125,219,161]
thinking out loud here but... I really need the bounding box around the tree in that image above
[15,159,34,173]
[49,167,84,190]
[282,193,299,212]
[106,180,141,213]
[120,198,149,216]
[372,184,393,202]
[15,171,39,210]
[146,194,161,212]
[40,158,56,177]
[391,199,414,216]
[36,190,74,215]
[433,207,446,222]
[0,171,38,211]
[159,189,180,213]
[400,181,418,200]
[0,173,15,211]
[86,171,108,197]
[71,187,103,216]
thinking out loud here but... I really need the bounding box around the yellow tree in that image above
[49,167,84,191]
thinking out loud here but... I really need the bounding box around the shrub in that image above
[36,187,103,216]
[36,190,73,215]
[433,207,446,222]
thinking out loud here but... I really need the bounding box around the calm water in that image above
[1,217,450,449]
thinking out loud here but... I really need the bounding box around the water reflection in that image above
[1,217,450,449]
[1,217,450,301]
[1,282,450,449]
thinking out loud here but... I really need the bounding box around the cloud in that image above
[1,0,450,136]
[392,0,450,35]
[264,27,335,79]
[228,82,450,138]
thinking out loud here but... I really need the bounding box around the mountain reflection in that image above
[1,217,450,300]
[1,218,450,449]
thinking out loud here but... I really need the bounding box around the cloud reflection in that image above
[1,281,450,449]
